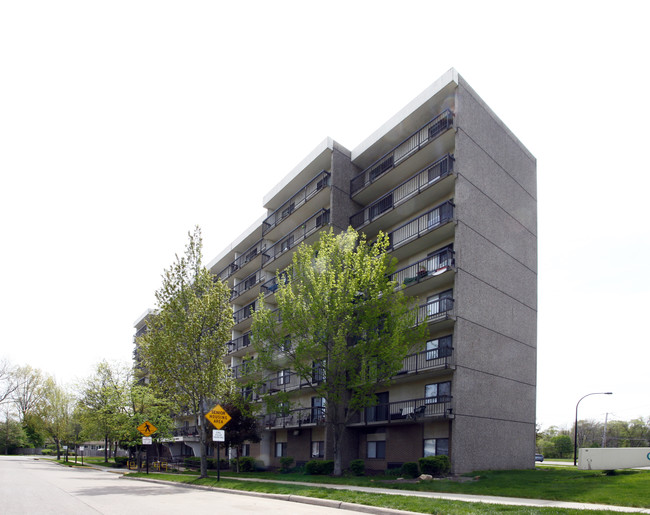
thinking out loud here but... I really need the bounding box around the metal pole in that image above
[217,442,220,482]
[602,413,609,448]
[574,392,613,466]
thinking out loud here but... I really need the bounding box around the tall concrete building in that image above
[136,68,537,474]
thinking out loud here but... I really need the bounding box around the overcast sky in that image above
[1,1,648,429]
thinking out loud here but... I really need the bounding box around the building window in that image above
[426,290,452,317]
[425,381,451,404]
[241,444,250,457]
[367,441,386,459]
[275,442,286,457]
[311,441,324,458]
[277,369,290,386]
[311,396,326,423]
[426,335,452,360]
[424,438,449,456]
[312,359,326,383]
[280,235,294,253]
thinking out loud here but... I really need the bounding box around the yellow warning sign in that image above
[205,404,231,429]
[137,421,157,436]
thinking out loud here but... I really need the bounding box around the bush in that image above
[305,459,334,475]
[401,462,419,478]
[279,456,294,473]
[230,456,257,472]
[113,456,128,468]
[349,459,365,476]
[41,449,53,456]
[418,455,450,476]
[184,456,201,468]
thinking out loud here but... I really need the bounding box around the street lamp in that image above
[574,392,612,466]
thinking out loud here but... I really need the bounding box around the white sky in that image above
[1,1,648,430]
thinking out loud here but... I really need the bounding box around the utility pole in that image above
[601,413,609,448]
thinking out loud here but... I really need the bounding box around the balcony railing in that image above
[387,201,453,251]
[216,238,264,282]
[263,171,331,235]
[262,209,330,267]
[172,425,199,437]
[350,110,454,195]
[228,332,252,353]
[350,154,454,229]
[231,361,254,379]
[348,396,452,425]
[233,302,256,325]
[231,271,262,300]
[389,247,454,288]
[260,271,289,296]
[262,406,326,429]
[414,296,454,325]
[397,349,453,375]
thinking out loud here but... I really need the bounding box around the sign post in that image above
[79,446,84,466]
[137,421,157,474]
[205,405,231,482]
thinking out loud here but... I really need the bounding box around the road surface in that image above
[0,456,364,515]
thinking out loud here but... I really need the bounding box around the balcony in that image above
[263,171,331,239]
[350,110,454,200]
[228,332,252,355]
[262,406,326,430]
[396,349,453,376]
[347,396,452,426]
[215,239,264,283]
[171,425,200,442]
[231,270,263,304]
[233,301,256,330]
[262,209,330,270]
[350,154,454,232]
[230,361,254,379]
[260,271,289,297]
[414,296,454,326]
[390,247,454,296]
[386,200,454,261]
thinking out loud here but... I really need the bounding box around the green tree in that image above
[138,227,234,478]
[552,434,573,458]
[252,228,425,475]
[1,410,27,454]
[220,393,261,473]
[12,366,50,448]
[40,379,74,459]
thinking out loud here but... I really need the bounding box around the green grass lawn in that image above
[126,471,641,514]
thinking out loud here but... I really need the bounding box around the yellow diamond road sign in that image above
[205,404,231,429]
[137,421,157,437]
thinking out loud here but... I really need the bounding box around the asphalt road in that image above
[0,456,364,515]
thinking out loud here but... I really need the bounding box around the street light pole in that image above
[574,392,612,466]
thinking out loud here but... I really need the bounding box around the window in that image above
[281,203,295,219]
[277,369,290,386]
[316,175,329,190]
[424,438,449,456]
[241,444,250,457]
[275,442,286,457]
[427,245,453,271]
[280,235,294,253]
[426,335,452,360]
[316,210,330,227]
[427,207,441,229]
[425,381,451,404]
[426,290,452,317]
[311,441,324,458]
[311,396,326,423]
[369,194,393,220]
[312,359,326,383]
[365,391,389,422]
[367,441,386,459]
[245,248,257,263]
[244,274,257,289]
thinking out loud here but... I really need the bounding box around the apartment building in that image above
[136,68,537,474]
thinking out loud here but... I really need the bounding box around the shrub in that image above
[40,449,53,456]
[230,456,257,472]
[401,462,419,478]
[183,456,201,468]
[305,459,334,475]
[279,456,294,473]
[418,455,450,476]
[113,456,128,468]
[349,459,365,476]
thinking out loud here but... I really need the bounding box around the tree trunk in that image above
[104,435,109,462]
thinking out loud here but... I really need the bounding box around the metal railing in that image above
[262,209,330,267]
[233,302,256,325]
[262,407,326,429]
[350,110,453,195]
[350,154,454,229]
[228,332,252,353]
[389,247,454,287]
[387,201,453,250]
[216,238,265,282]
[397,349,453,375]
[231,361,254,379]
[414,296,454,325]
[231,271,262,300]
[348,396,452,425]
[263,171,331,235]
[172,426,199,437]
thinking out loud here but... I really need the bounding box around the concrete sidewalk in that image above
[123,472,650,514]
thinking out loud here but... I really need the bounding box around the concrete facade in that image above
[136,69,537,474]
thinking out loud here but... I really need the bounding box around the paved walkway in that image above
[123,472,650,514]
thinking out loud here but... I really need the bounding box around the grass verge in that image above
[126,472,629,514]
